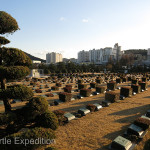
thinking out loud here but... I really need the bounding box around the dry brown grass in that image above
[134,130,150,150]
[49,86,150,150]
[1,78,150,150]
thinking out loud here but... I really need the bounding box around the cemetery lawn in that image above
[134,128,150,150]
[50,87,150,150]
[0,79,150,150]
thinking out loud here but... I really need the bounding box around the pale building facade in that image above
[77,43,122,64]
[46,52,63,64]
[78,50,90,63]
[89,47,113,64]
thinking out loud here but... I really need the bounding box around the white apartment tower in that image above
[78,50,90,63]
[89,47,113,64]
[46,52,63,64]
[113,43,122,61]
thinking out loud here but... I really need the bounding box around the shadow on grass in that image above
[109,104,150,116]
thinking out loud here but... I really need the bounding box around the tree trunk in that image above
[1,78,6,90]
[0,78,11,112]
[3,98,11,112]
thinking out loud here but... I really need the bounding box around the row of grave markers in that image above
[110,109,150,150]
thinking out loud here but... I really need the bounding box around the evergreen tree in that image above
[0,11,33,112]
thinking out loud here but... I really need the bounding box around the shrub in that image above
[59,92,72,102]
[96,78,103,84]
[51,86,59,91]
[107,81,117,90]
[90,82,98,88]
[78,84,87,90]
[139,82,148,90]
[128,77,131,81]
[78,79,83,84]
[105,92,120,103]
[144,139,150,150]
[131,79,138,84]
[0,127,56,150]
[37,110,59,130]
[134,117,150,130]
[66,84,72,88]
[56,83,62,87]
[86,104,97,112]
[0,85,33,101]
[64,87,72,93]
[46,93,54,97]
[116,78,122,84]
[0,112,17,125]
[123,134,138,143]
[80,89,92,97]
[35,89,42,93]
[131,84,141,93]
[142,77,147,82]
[122,77,127,82]
[53,110,67,125]
[96,86,106,93]
[120,87,133,97]
[24,97,49,121]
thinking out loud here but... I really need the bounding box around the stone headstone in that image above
[71,98,75,101]
[120,95,125,100]
[14,99,21,102]
[52,93,58,96]
[146,110,150,118]
[127,124,144,136]
[141,115,150,120]
[93,91,100,95]
[64,112,75,122]
[102,100,111,107]
[93,103,102,111]
[132,92,136,95]
[41,95,47,98]
[77,95,83,99]
[78,108,90,116]
[54,100,63,105]
[111,136,132,150]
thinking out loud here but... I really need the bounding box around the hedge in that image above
[59,92,72,102]
[80,89,92,97]
[105,91,120,103]
[120,87,133,97]
[37,110,59,130]
[96,86,106,93]
[107,81,117,90]
[0,127,56,150]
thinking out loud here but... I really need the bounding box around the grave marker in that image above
[64,113,75,122]
[127,124,144,136]
[111,136,132,150]
[78,108,90,116]
[93,103,102,111]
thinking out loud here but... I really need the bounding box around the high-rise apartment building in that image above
[78,50,90,63]
[46,52,63,64]
[113,43,122,62]
[77,43,122,64]
[89,47,113,64]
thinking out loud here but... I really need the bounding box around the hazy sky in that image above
[1,0,150,59]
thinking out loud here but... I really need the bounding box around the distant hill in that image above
[24,52,46,63]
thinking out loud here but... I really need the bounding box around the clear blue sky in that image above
[1,0,150,59]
